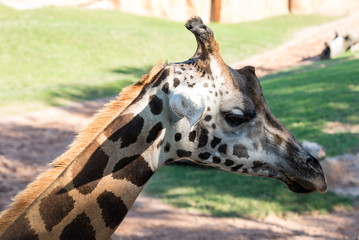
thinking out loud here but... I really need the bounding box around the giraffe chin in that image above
[277,171,326,194]
[286,177,328,194]
[286,180,316,194]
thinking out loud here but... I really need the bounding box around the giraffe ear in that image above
[169,91,206,129]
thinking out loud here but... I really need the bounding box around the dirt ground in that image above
[1,11,359,240]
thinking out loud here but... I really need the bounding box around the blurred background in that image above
[0,0,358,239]
[2,0,359,22]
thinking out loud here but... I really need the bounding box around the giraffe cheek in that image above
[198,152,211,160]
[197,128,209,148]
[233,144,250,159]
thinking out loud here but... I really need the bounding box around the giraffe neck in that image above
[1,84,171,240]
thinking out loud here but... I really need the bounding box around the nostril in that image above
[306,156,323,173]
[306,156,314,164]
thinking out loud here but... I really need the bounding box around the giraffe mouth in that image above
[278,171,318,193]
[285,179,317,193]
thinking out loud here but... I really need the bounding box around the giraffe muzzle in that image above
[285,174,328,194]
[279,156,328,194]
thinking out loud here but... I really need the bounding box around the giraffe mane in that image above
[0,63,165,232]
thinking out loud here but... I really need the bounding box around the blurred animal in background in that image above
[320,31,359,59]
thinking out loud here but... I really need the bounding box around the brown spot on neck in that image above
[148,95,163,115]
[97,190,128,230]
[59,213,95,240]
[108,114,145,148]
[112,155,154,187]
[39,187,75,231]
[1,214,39,240]
[72,145,109,195]
[146,122,164,143]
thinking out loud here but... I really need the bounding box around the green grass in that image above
[0,4,336,114]
[145,56,359,218]
[261,56,359,156]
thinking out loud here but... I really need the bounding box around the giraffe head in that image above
[160,17,327,194]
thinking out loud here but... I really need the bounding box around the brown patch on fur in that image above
[0,64,165,232]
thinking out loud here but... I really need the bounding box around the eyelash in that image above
[224,112,247,127]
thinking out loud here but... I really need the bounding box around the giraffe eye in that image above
[224,113,247,127]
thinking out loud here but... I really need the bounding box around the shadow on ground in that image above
[0,124,76,164]
[110,65,152,80]
[110,199,350,240]
[0,123,77,211]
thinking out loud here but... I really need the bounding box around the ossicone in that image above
[185,16,220,59]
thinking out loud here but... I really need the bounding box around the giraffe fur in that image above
[0,64,164,233]
[0,16,327,239]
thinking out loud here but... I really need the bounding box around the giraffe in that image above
[0,16,327,240]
